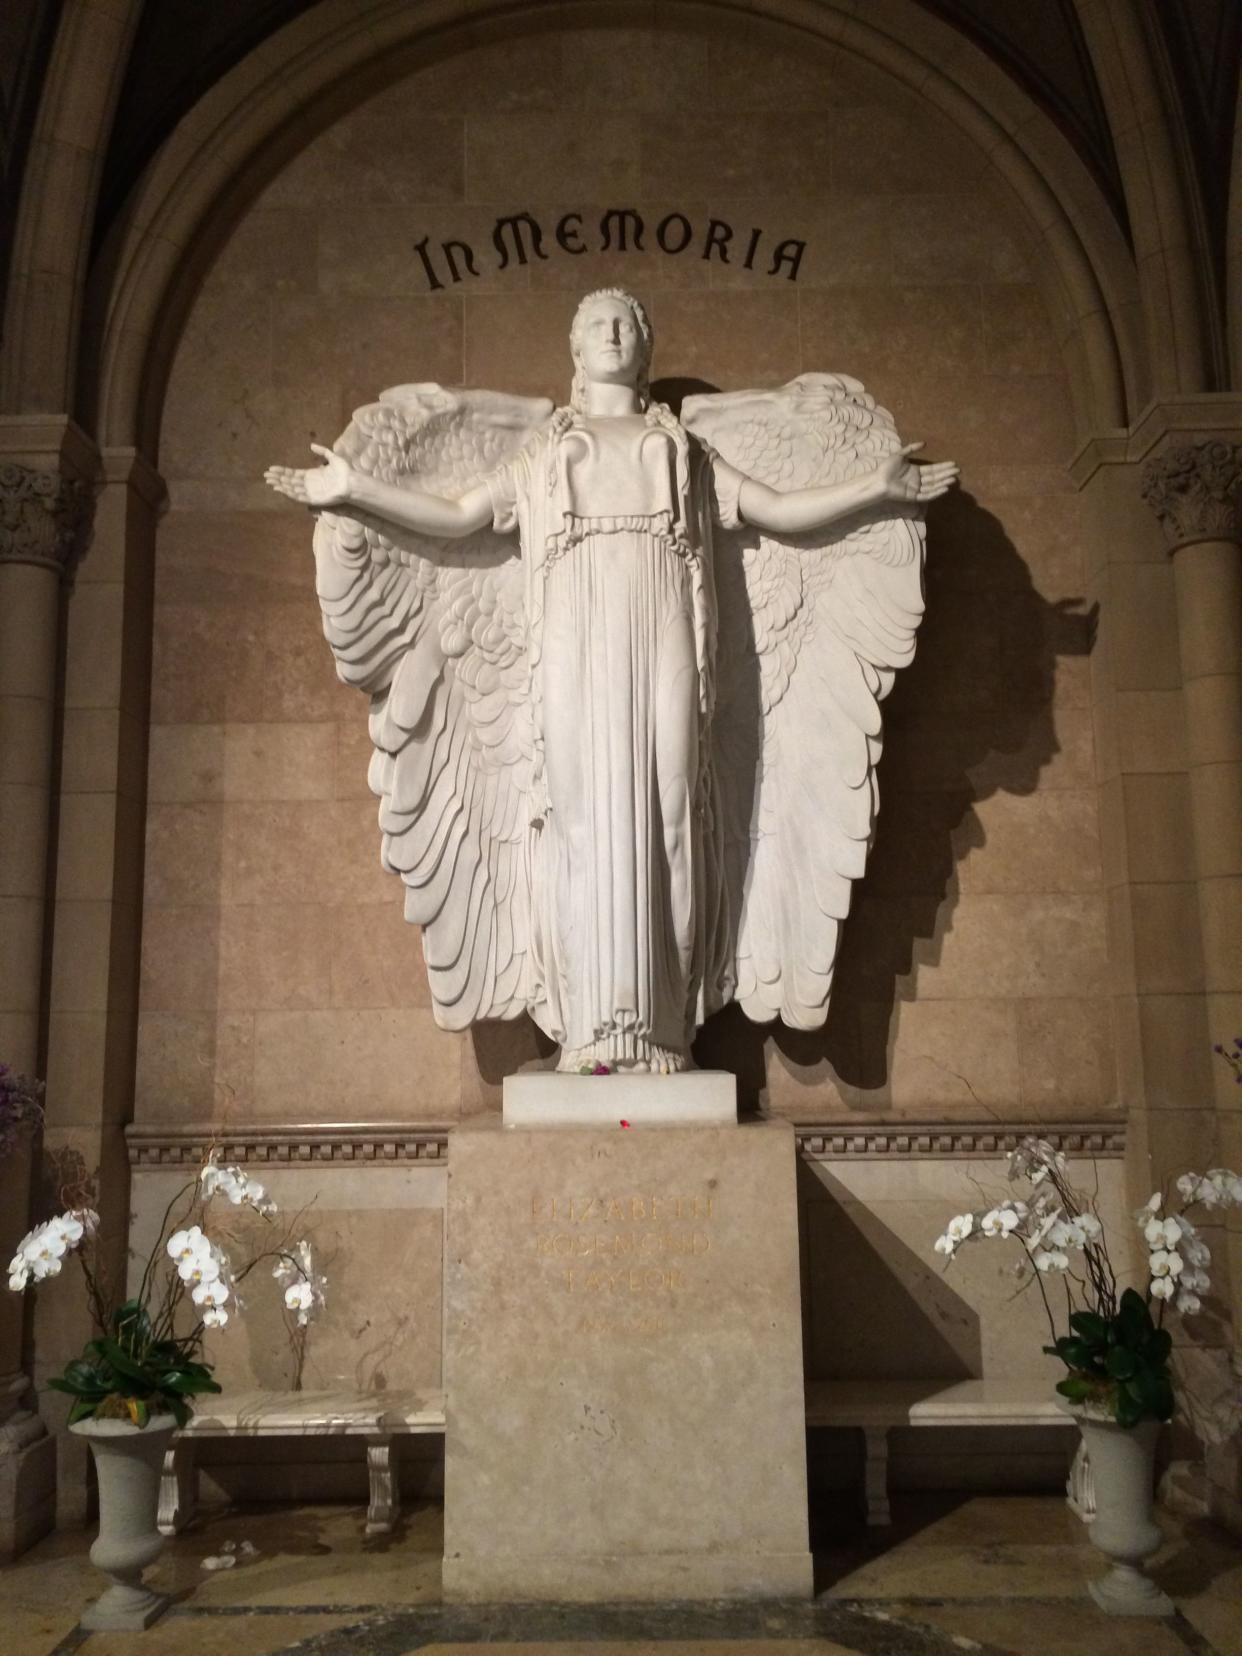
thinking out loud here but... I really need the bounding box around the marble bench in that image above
[158,1388,446,1537]
[804,1377,1076,1526]
[160,1380,1076,1537]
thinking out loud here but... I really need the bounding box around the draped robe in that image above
[484,412,741,1068]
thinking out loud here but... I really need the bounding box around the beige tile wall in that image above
[141,16,1112,1129]
[127,1168,445,1393]
[800,1157,1139,1383]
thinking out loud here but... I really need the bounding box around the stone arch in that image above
[1228,77,1242,388]
[1072,0,1227,400]
[78,0,1146,460]
[0,0,140,415]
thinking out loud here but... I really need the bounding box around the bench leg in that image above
[158,1440,197,1535]
[861,1426,891,1526]
[1066,1440,1095,1523]
[365,1435,399,1535]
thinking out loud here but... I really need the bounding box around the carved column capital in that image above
[1140,439,1242,550]
[0,462,94,579]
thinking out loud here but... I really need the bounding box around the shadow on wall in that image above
[797,1160,980,1380]
[693,487,1098,1105]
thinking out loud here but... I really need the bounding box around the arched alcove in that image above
[79,0,1143,458]
[6,0,1178,1512]
[130,3,1112,1156]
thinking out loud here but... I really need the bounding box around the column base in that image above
[0,1417,56,1560]
[81,1584,170,1632]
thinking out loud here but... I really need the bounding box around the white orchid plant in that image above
[8,1149,327,1427]
[933,1132,1242,1430]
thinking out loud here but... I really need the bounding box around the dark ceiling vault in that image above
[95,0,1140,250]
[0,0,61,324]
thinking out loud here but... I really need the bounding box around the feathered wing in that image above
[683,374,925,1029]
[313,384,552,1026]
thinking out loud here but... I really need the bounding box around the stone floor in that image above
[0,1495,1239,1656]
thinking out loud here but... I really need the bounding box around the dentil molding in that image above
[126,1119,1125,1167]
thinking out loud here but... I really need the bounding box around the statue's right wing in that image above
[314,384,552,1026]
[685,375,925,1032]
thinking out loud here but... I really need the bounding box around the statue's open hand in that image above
[264,443,352,509]
[879,442,960,505]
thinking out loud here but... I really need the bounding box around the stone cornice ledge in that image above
[126,1119,1125,1167]
[1071,395,1242,488]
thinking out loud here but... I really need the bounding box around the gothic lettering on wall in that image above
[413,208,807,289]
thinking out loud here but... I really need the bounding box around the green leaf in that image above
[98,1338,157,1391]
[130,1397,150,1428]
[164,1395,190,1428]
[172,1360,216,1381]
[160,1370,209,1395]
[47,1360,112,1399]
[66,1398,98,1425]
[1115,1388,1143,1428]
[1056,1376,1094,1402]
[112,1298,151,1338]
[1128,1366,1174,1421]
[1117,1289,1152,1342]
[1145,1328,1173,1365]
[1058,1341,1109,1377]
[1106,1347,1137,1380]
[1069,1311,1108,1344]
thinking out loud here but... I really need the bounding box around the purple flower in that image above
[0,1067,44,1158]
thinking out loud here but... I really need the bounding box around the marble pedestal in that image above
[443,1117,812,1602]
[503,1070,738,1127]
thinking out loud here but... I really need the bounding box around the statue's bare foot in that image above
[556,1040,692,1073]
[648,1044,690,1075]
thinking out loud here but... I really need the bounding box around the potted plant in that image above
[932,1064,1242,1618]
[7,1150,325,1632]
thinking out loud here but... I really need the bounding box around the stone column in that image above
[1074,447,1212,1200]
[0,428,96,1556]
[1141,439,1242,1530]
[38,446,164,1524]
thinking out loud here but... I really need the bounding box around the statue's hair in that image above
[568,288,654,413]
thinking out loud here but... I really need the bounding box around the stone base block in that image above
[80,1586,170,1632]
[0,1423,56,1561]
[442,1547,814,1603]
[503,1070,737,1127]
[443,1118,811,1602]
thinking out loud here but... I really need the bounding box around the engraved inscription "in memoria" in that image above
[529,1191,717,1305]
[415,209,807,290]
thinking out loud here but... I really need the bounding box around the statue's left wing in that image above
[684,375,925,1030]
[315,384,552,1026]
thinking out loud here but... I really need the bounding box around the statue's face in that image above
[574,297,645,386]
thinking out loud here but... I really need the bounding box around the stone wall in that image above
[138,14,1112,1137]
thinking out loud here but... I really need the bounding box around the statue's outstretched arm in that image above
[264,444,495,540]
[738,442,958,535]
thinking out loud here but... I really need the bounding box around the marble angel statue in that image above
[265,290,957,1074]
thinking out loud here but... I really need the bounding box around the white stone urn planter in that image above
[1072,1410,1172,1617]
[70,1413,177,1631]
